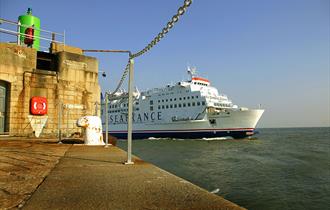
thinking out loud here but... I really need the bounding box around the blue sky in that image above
[1,0,329,128]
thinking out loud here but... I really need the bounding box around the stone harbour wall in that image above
[0,42,101,138]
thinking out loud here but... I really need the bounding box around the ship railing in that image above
[106,93,140,101]
[0,18,65,52]
[144,87,169,95]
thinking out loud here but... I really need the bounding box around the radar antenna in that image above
[187,66,197,80]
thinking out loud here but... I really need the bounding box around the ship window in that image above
[158,105,161,109]
[202,101,206,105]
[209,119,216,125]
[174,104,177,108]
[150,100,153,105]
[166,105,169,109]
[179,97,182,100]
[166,99,168,102]
[174,98,176,101]
[162,105,165,109]
[136,108,139,111]
[170,99,172,101]
[183,103,186,107]
[188,103,191,107]
[192,96,194,99]
[183,97,186,100]
[158,100,160,103]
[179,104,182,108]
[187,96,190,100]
[170,104,173,108]
[192,102,195,106]
[196,96,199,98]
[162,99,164,102]
[150,106,153,111]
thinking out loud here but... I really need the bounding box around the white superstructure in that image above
[101,69,264,139]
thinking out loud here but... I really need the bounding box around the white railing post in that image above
[105,93,109,148]
[125,58,134,165]
[17,21,20,45]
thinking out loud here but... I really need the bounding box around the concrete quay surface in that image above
[0,140,246,210]
[0,140,70,209]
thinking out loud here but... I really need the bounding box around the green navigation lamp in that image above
[18,8,40,50]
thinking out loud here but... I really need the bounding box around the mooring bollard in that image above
[77,116,105,145]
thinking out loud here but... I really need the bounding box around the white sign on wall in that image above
[63,104,85,110]
[28,115,48,137]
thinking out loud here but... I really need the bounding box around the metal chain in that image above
[108,58,131,96]
[131,0,192,58]
[109,0,192,97]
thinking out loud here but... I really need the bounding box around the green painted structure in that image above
[18,8,40,50]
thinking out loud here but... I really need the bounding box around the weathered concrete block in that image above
[50,43,83,55]
[0,43,36,69]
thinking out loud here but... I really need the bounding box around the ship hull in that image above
[104,109,264,140]
[107,128,255,139]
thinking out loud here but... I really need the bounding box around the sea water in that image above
[117,127,330,210]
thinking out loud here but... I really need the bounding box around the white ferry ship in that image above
[101,68,264,139]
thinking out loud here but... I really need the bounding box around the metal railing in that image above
[0,18,65,52]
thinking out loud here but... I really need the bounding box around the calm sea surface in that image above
[117,127,330,210]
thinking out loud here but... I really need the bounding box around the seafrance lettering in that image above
[109,111,162,124]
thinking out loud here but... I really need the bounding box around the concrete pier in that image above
[0,140,245,210]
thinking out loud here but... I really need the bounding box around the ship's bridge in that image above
[190,77,210,86]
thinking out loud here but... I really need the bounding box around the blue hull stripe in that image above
[105,130,254,140]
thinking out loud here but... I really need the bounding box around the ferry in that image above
[101,68,264,139]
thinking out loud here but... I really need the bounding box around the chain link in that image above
[109,0,192,97]
[131,0,192,58]
[108,58,131,97]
